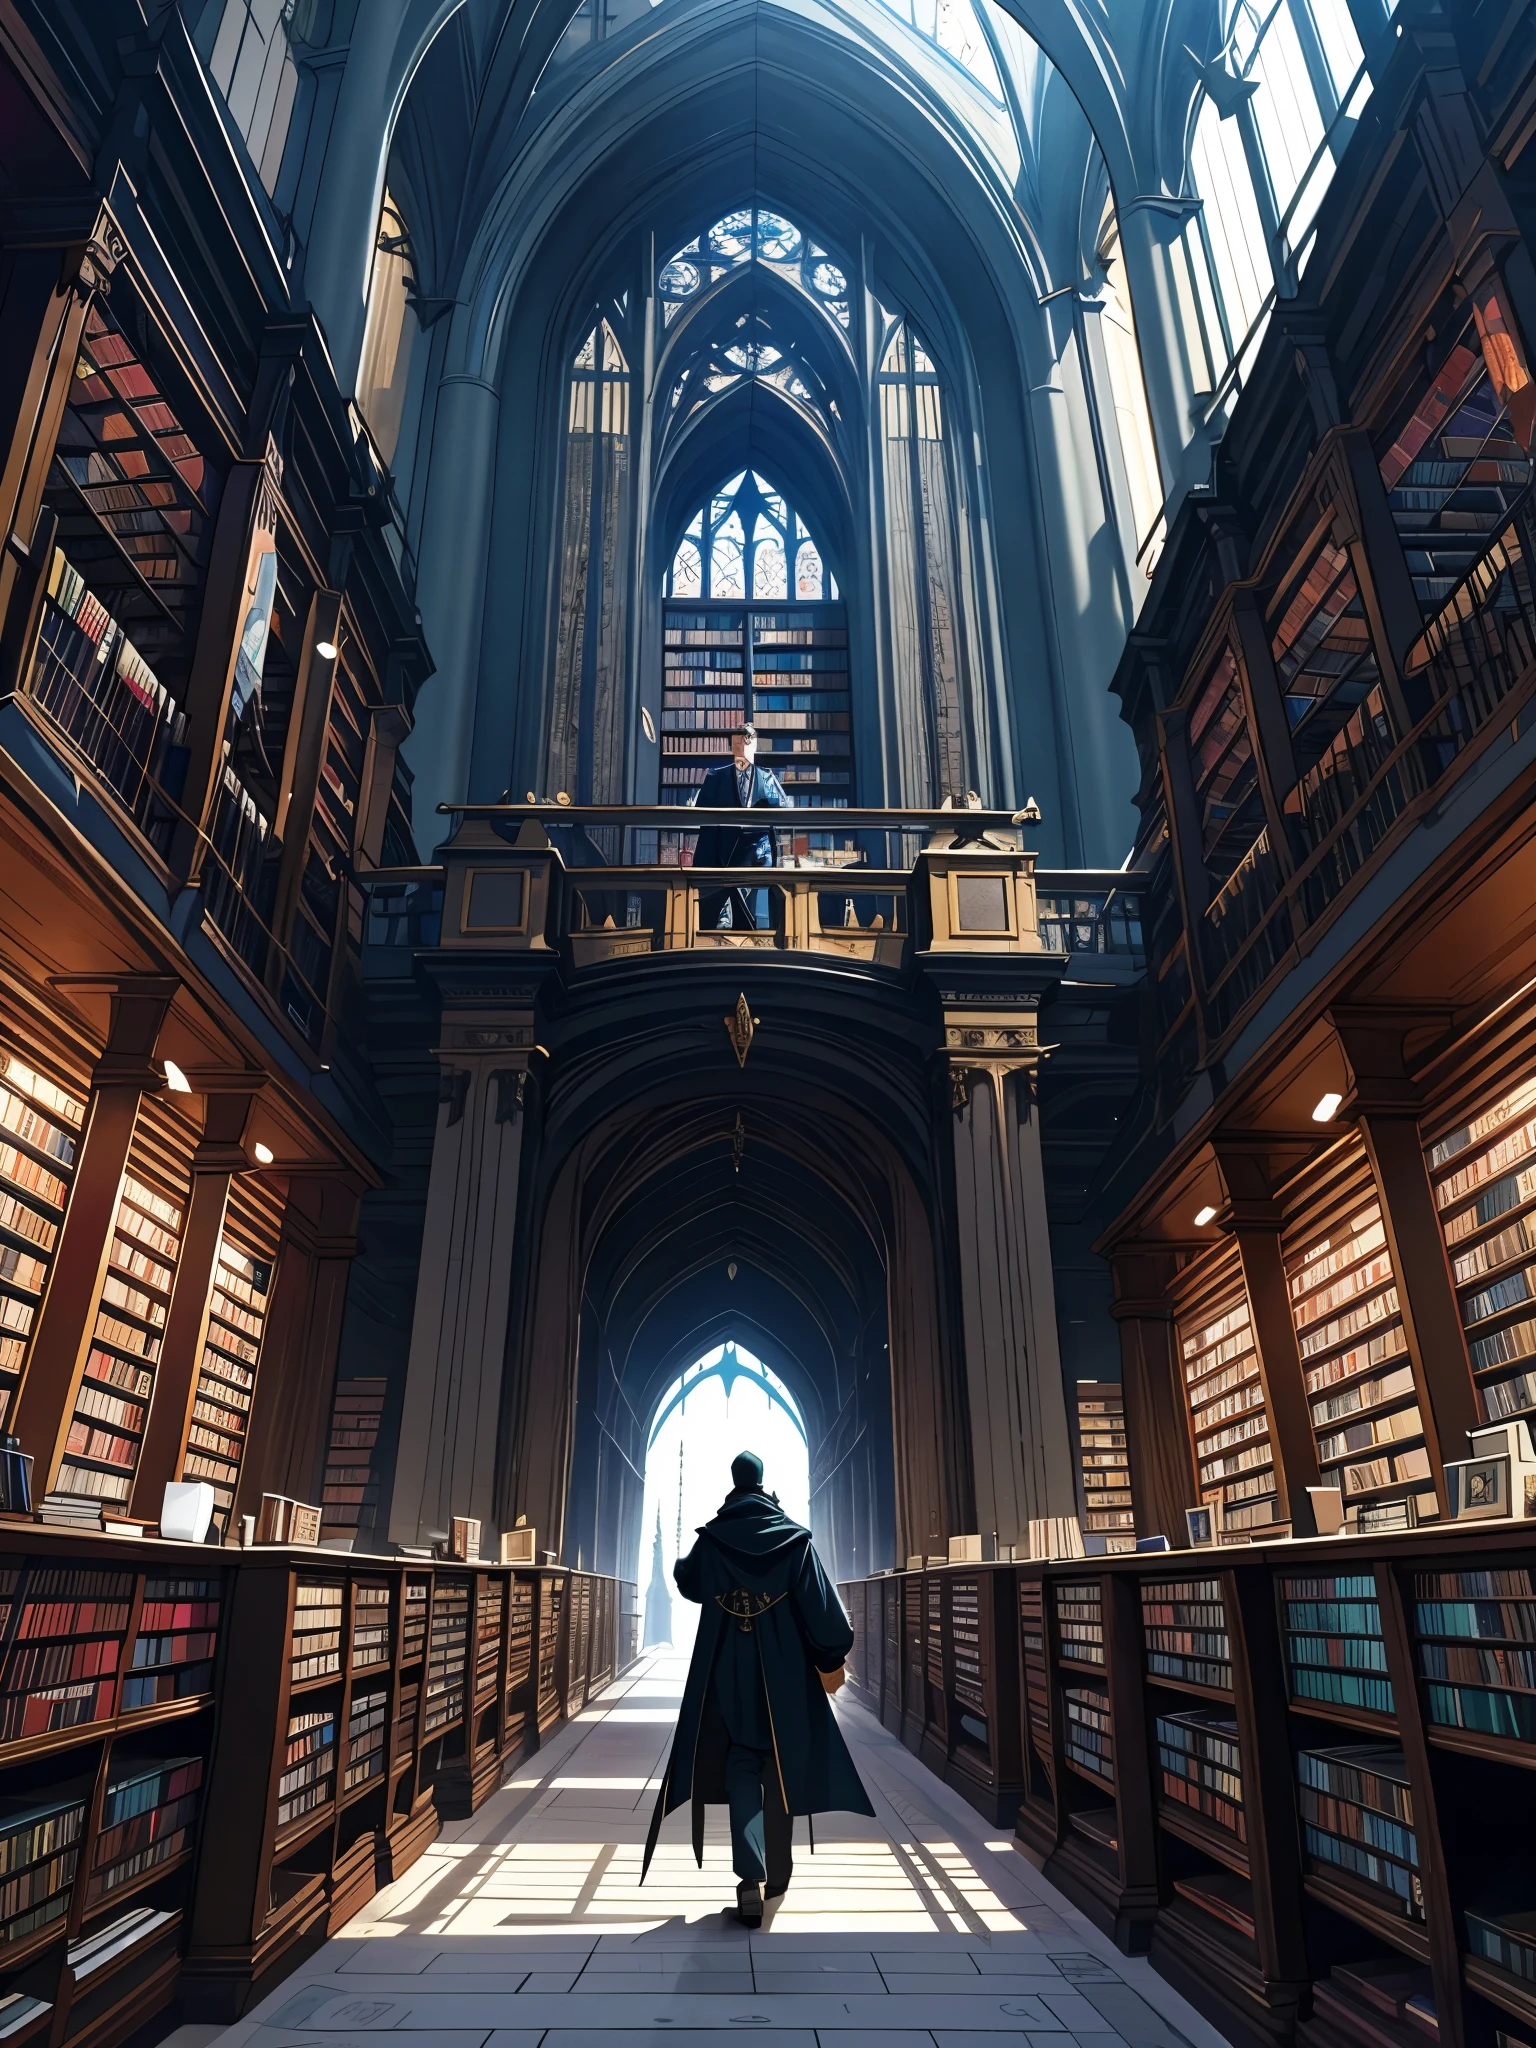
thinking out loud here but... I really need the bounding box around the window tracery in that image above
[666,472,834,603]
[877,0,1004,100]
[658,210,851,331]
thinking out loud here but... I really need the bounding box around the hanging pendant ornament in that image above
[725,993,758,1065]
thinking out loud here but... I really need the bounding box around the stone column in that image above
[389,1045,532,1548]
[10,976,178,1489]
[1113,197,1212,503]
[406,374,500,841]
[946,1023,1076,1548]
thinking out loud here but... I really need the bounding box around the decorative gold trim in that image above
[725,993,759,1066]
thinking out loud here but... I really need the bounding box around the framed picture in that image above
[1185,1504,1219,1548]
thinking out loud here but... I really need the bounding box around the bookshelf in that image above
[1283,1145,1433,1529]
[1425,1074,1536,1428]
[842,1529,1536,2048]
[0,1531,629,2048]
[1174,1255,1282,1536]
[0,1046,85,1432]
[1076,1381,1135,1543]
[176,1183,280,1534]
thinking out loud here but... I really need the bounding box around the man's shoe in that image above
[736,1880,764,1926]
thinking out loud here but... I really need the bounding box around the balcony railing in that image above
[20,552,188,857]
[1196,484,1536,1044]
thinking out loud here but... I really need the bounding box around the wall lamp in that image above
[1193,1205,1217,1226]
[163,1060,191,1094]
[1312,1091,1343,1123]
[252,1142,275,1165]
[315,639,339,661]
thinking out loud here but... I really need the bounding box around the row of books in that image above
[122,1575,222,1709]
[1297,1742,1422,1920]
[1466,1902,1536,1986]
[352,1581,391,1670]
[291,1580,344,1684]
[1280,1574,1395,1715]
[1413,1567,1536,1745]
[1156,1710,1245,1840]
[1140,1578,1232,1692]
[1062,1686,1113,1784]
[1054,1582,1105,1666]
[88,1755,201,1901]
[277,1707,336,1828]
[425,1580,469,1733]
[344,1688,386,1791]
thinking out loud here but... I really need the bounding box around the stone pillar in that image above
[10,976,178,1489]
[130,1089,257,1518]
[1113,197,1212,502]
[406,374,500,842]
[946,1030,1076,1548]
[389,1045,532,1548]
[1109,1249,1198,1545]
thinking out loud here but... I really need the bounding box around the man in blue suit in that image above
[690,724,791,929]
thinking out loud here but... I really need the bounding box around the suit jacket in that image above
[691,760,791,868]
[642,1491,873,1879]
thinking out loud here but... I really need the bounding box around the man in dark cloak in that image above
[642,1451,874,1925]
[690,724,791,930]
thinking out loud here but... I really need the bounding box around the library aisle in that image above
[193,1652,1227,2048]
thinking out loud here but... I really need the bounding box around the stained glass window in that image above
[658,210,851,331]
[667,472,836,603]
[878,0,1004,99]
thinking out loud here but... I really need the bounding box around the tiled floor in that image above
[200,1652,1230,2048]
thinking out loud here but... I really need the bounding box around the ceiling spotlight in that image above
[315,639,339,660]
[163,1060,191,1094]
[1194,1205,1217,1226]
[727,1261,738,1281]
[1312,1091,1343,1123]
[252,1142,274,1165]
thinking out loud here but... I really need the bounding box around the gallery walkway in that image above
[201,1652,1229,2048]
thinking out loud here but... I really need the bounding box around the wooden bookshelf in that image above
[844,1526,1536,2048]
[0,1528,629,2043]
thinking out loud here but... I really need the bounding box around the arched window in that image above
[548,316,634,800]
[878,323,969,802]
[1096,205,1163,546]
[193,0,328,196]
[659,210,851,331]
[665,319,833,441]
[355,192,417,464]
[1181,0,1379,404]
[875,0,1004,100]
[666,472,835,602]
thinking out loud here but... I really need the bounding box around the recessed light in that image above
[253,1142,274,1164]
[1194,1205,1217,1226]
[163,1060,191,1094]
[315,639,339,660]
[1312,1091,1343,1123]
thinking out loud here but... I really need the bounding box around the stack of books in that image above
[425,1579,469,1733]
[1467,1901,1536,1984]
[351,1581,390,1671]
[1156,1710,1245,1839]
[1054,1582,1105,1666]
[0,1990,51,2039]
[402,1578,429,1663]
[1297,1743,1421,1918]
[0,1569,133,1740]
[1413,1567,1536,1743]
[289,1580,343,1684]
[1141,1578,1232,1690]
[38,1495,101,1531]
[66,1906,173,1980]
[1279,1572,1395,1714]
[1311,1960,1437,2044]
[950,1578,985,1727]
[87,1756,202,1900]
[1062,1686,1114,1784]
[277,1708,335,1828]
[121,1575,221,1709]
[0,1791,84,1947]
[343,1688,387,1791]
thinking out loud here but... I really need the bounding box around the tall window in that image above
[667,472,833,603]
[1182,0,1379,404]
[879,322,969,802]
[194,0,318,195]
[356,193,417,465]
[661,474,850,810]
[874,0,1004,99]
[1096,207,1163,545]
[548,317,633,801]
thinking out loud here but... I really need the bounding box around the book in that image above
[1173,1870,1255,1940]
[1467,1902,1536,1983]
